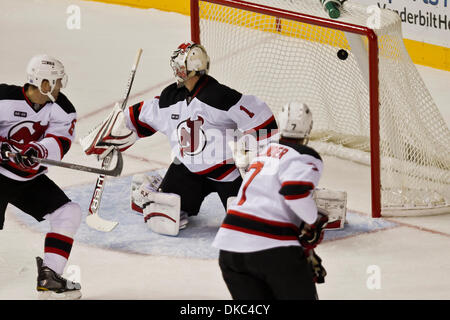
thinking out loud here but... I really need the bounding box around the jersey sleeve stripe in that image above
[244,115,277,134]
[194,158,237,180]
[279,181,315,200]
[128,102,157,137]
[45,134,71,158]
[243,115,278,141]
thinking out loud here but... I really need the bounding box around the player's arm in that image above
[278,153,323,225]
[278,154,328,249]
[228,95,278,141]
[80,98,160,157]
[227,95,278,171]
[125,99,159,139]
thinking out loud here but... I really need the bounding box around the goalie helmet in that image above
[170,41,210,85]
[26,54,68,102]
[278,102,313,141]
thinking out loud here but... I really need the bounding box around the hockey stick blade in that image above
[86,213,118,232]
[5,150,123,177]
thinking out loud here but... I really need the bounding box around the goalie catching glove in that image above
[80,102,137,157]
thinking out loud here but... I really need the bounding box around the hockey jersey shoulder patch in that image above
[55,92,76,114]
[0,84,25,101]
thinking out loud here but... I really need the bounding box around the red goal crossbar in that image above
[190,0,381,218]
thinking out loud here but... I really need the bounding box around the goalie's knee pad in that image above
[143,192,181,236]
[44,202,82,238]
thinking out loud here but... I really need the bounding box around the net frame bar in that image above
[190,0,381,218]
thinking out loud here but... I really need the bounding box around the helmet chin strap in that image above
[37,80,56,102]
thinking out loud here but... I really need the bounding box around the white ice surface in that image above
[0,0,449,300]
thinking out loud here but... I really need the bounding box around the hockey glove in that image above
[15,143,47,169]
[305,249,327,284]
[299,211,329,250]
[0,140,13,163]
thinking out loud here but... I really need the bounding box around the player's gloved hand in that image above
[15,142,46,169]
[305,249,327,284]
[299,211,329,250]
[0,140,13,163]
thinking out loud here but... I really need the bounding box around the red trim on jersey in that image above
[44,134,71,159]
[190,76,210,100]
[244,115,275,134]
[194,158,234,175]
[22,87,34,107]
[128,102,157,138]
[221,224,299,241]
[227,209,300,232]
[256,128,279,141]
[215,166,237,181]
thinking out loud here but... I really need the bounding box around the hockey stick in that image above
[5,149,123,177]
[86,48,143,232]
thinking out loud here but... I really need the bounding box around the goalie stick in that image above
[5,149,123,177]
[86,48,143,232]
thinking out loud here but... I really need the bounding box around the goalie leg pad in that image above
[130,173,163,214]
[80,102,137,156]
[313,188,347,230]
[143,192,181,236]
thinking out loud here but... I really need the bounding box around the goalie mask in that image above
[170,41,210,86]
[278,102,313,142]
[26,54,68,102]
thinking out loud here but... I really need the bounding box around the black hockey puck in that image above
[337,49,348,60]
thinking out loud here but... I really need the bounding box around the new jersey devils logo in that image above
[176,116,207,157]
[8,121,48,150]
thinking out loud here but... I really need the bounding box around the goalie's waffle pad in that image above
[313,188,347,230]
[80,102,137,155]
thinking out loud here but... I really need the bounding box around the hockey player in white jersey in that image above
[81,41,278,235]
[213,102,328,300]
[0,55,82,299]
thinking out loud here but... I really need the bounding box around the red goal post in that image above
[190,0,450,218]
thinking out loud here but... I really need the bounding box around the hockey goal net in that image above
[190,0,450,218]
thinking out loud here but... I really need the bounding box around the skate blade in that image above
[38,290,82,300]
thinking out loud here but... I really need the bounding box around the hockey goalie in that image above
[80,103,184,236]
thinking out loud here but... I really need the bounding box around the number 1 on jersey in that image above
[237,161,264,205]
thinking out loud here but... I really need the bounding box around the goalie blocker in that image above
[314,188,347,230]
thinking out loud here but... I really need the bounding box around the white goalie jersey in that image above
[213,140,323,253]
[124,75,278,182]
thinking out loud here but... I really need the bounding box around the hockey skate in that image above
[36,257,81,300]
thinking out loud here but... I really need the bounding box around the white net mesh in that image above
[197,0,450,216]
